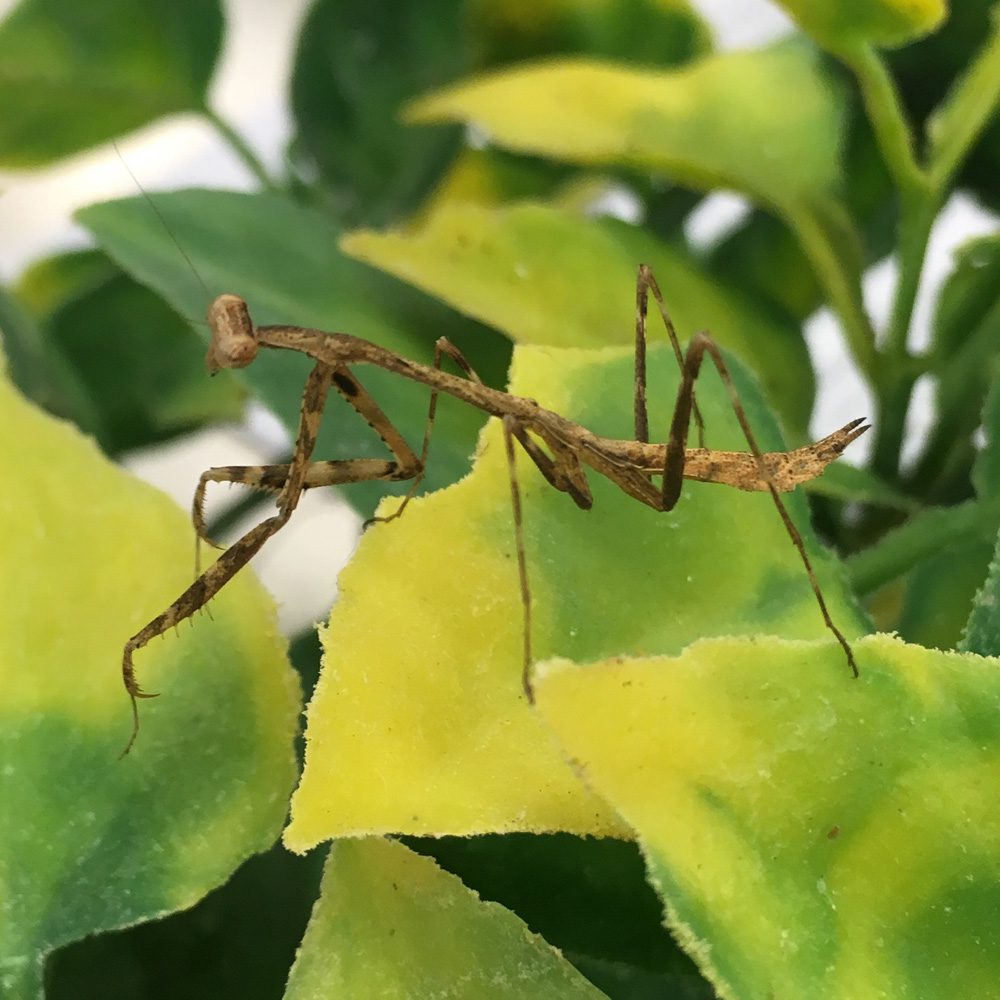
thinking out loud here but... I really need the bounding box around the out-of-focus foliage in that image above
[3,0,999,997]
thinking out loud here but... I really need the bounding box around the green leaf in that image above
[772,0,946,50]
[0,285,44,390]
[77,189,510,512]
[0,283,98,431]
[284,838,610,999]
[898,536,995,649]
[406,834,694,977]
[0,370,299,997]
[405,43,846,212]
[960,528,1000,656]
[914,233,1000,494]
[0,0,223,166]
[847,499,1000,594]
[14,248,116,316]
[289,0,468,227]
[465,0,711,67]
[534,633,1000,999]
[289,0,710,228]
[342,200,815,433]
[18,251,244,456]
[285,343,867,849]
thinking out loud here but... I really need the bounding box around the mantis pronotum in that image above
[121,265,867,752]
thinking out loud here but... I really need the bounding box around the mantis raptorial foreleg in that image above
[193,335,487,540]
[122,361,335,753]
[192,459,408,570]
[123,360,428,754]
[191,362,421,558]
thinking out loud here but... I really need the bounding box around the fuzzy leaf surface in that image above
[285,343,867,849]
[284,838,609,1000]
[535,634,1000,1000]
[0,368,299,998]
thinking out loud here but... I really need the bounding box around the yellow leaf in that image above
[285,342,864,851]
[774,0,947,49]
[534,634,1000,998]
[285,838,609,999]
[406,46,844,208]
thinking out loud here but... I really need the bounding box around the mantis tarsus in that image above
[120,264,867,753]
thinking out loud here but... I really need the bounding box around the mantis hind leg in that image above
[635,264,706,448]
[501,415,535,701]
[662,330,860,679]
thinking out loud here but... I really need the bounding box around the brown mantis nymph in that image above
[120,265,867,752]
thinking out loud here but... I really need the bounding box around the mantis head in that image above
[206,294,259,372]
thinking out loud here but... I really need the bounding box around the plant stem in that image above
[202,107,279,192]
[839,43,928,196]
[869,190,938,480]
[786,204,878,384]
[883,193,937,360]
[873,19,1000,489]
[836,44,941,481]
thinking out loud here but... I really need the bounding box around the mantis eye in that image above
[206,294,258,371]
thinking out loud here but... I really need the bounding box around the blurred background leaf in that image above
[0,0,223,166]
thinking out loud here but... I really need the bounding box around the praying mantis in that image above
[120,264,867,753]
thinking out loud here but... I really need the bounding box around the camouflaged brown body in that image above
[121,269,866,752]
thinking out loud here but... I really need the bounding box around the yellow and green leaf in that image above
[534,633,1000,999]
[0,363,300,997]
[284,838,609,1000]
[285,342,867,850]
[405,43,845,212]
[342,200,814,432]
[774,0,947,50]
